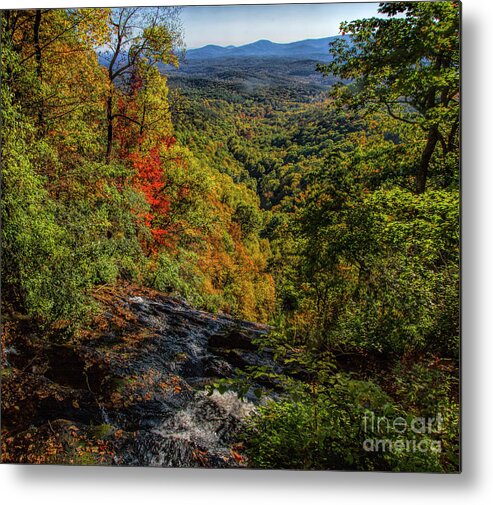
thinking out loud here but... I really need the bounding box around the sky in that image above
[181,3,382,49]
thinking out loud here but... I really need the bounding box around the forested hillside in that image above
[1,3,460,471]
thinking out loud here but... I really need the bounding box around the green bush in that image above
[1,85,91,324]
[243,373,449,472]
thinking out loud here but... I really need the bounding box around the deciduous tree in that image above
[102,7,183,160]
[318,1,460,193]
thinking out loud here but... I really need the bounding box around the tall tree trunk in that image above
[415,125,439,194]
[33,10,42,77]
[4,10,12,40]
[33,9,43,128]
[106,92,114,162]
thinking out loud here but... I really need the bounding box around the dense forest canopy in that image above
[1,2,459,471]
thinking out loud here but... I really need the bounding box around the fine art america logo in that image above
[362,411,443,453]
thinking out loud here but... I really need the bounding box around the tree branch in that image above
[19,9,98,66]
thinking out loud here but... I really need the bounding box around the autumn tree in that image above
[102,7,183,160]
[318,1,460,193]
[2,9,109,135]
[115,64,173,155]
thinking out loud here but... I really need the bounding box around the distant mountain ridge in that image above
[186,36,339,61]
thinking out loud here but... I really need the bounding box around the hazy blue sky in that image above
[182,3,382,49]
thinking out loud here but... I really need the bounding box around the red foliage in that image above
[127,139,176,248]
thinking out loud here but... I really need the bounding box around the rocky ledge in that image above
[1,285,276,467]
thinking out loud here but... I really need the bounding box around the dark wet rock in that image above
[203,357,234,378]
[208,327,260,351]
[1,285,276,467]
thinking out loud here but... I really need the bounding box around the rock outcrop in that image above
[1,285,275,467]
